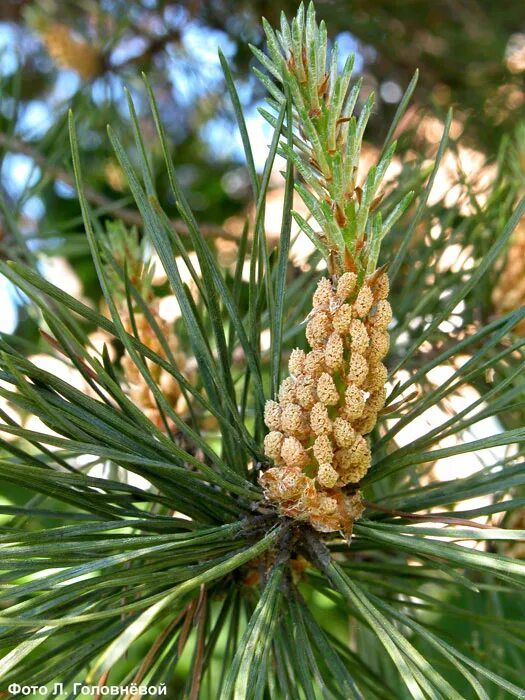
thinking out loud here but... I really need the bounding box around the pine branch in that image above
[0,3,524,696]
[362,500,495,530]
[0,131,236,243]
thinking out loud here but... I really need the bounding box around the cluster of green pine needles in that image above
[0,3,524,697]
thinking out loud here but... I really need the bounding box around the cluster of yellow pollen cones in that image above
[492,222,525,336]
[40,23,104,81]
[120,304,194,431]
[260,270,392,536]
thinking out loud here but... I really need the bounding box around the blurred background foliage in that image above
[0,0,524,340]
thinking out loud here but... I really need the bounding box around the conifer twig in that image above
[0,132,236,242]
[362,500,495,530]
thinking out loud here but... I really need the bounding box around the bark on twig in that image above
[0,131,239,243]
[362,500,495,530]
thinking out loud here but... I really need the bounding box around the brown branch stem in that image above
[108,29,180,71]
[0,131,238,243]
[362,500,495,530]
